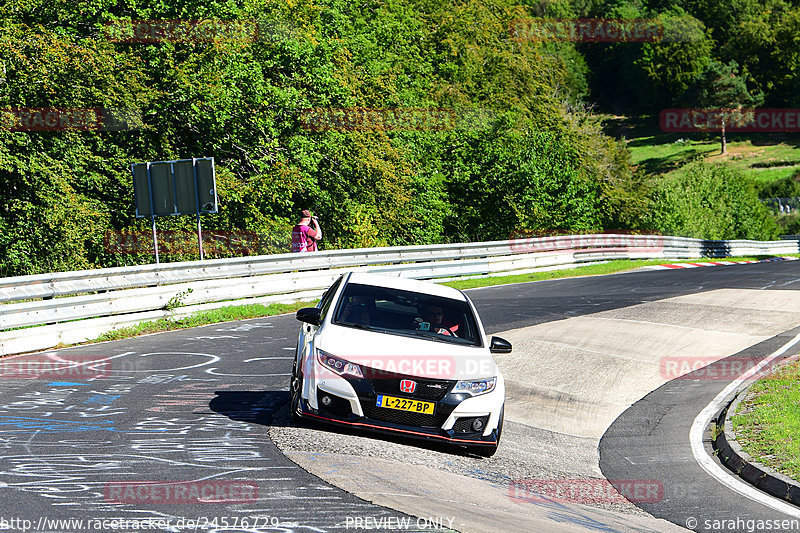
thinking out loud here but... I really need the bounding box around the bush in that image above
[649,163,779,240]
[756,172,800,199]
[443,128,606,241]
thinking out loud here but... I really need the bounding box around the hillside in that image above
[2,0,799,275]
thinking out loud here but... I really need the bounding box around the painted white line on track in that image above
[205,368,290,377]
[115,351,221,372]
[690,331,800,517]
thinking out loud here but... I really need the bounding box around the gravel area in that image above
[269,404,653,517]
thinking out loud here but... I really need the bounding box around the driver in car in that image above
[419,303,460,337]
[341,295,374,326]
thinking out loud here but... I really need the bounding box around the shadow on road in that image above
[209,390,290,425]
[209,390,489,457]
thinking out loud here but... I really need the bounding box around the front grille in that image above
[364,368,453,401]
[361,402,449,428]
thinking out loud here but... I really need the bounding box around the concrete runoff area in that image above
[283,451,686,533]
[272,288,800,532]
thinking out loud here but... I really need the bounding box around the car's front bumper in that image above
[297,395,500,447]
[300,366,503,448]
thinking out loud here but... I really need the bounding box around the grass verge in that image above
[87,301,315,344]
[599,115,800,184]
[65,254,798,346]
[731,359,800,480]
[442,256,796,290]
[627,136,800,183]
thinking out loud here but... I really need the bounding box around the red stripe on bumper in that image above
[303,412,493,445]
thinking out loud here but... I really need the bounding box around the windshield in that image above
[332,282,481,346]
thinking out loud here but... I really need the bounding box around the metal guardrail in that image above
[0,234,797,356]
[763,197,800,214]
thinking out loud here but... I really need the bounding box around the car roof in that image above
[346,272,467,302]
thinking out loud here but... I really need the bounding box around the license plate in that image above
[376,395,435,415]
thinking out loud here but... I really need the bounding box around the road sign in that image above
[131,157,218,263]
[132,157,217,217]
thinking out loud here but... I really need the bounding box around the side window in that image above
[318,276,343,316]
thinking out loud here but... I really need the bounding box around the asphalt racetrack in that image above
[0,260,798,532]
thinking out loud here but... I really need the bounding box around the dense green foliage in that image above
[650,163,779,240]
[577,0,800,112]
[758,172,800,235]
[758,173,800,198]
[0,0,795,276]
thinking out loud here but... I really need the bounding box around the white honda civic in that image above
[291,272,511,456]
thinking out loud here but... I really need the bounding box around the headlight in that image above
[316,349,363,378]
[453,377,496,396]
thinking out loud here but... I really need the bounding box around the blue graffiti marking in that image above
[83,395,121,404]
[0,416,115,433]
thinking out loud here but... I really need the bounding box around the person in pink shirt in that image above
[291,209,322,252]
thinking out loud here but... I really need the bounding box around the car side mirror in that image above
[296,307,322,326]
[489,336,512,354]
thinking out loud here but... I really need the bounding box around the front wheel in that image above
[290,360,304,423]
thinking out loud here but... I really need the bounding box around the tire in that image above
[290,359,304,424]
[472,406,503,457]
[496,405,504,441]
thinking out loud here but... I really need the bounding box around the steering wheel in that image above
[435,326,457,337]
[414,317,457,337]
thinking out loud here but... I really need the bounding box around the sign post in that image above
[193,158,204,259]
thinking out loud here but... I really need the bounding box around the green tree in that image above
[633,10,713,111]
[444,126,607,240]
[767,7,800,106]
[682,60,763,154]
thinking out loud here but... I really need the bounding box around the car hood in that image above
[316,324,498,380]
